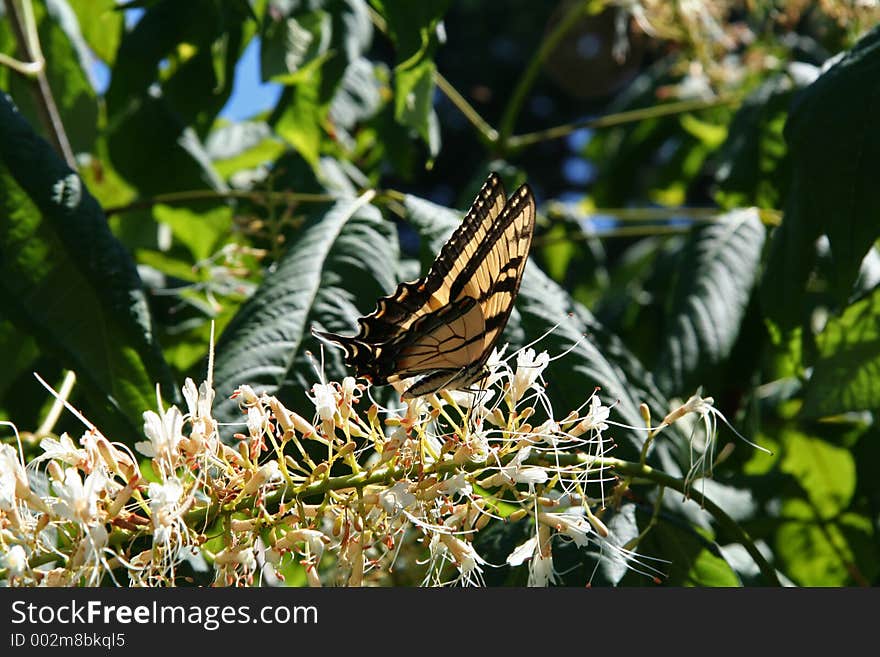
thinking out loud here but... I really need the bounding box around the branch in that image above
[433,70,498,146]
[3,0,76,169]
[507,93,744,151]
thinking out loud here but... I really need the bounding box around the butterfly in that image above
[312,172,536,399]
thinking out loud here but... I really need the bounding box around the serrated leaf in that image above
[654,209,765,397]
[801,285,880,417]
[212,193,398,425]
[765,26,880,328]
[0,92,176,438]
[714,74,794,210]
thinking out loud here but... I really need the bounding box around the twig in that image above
[434,70,498,145]
[507,93,744,150]
[3,0,76,168]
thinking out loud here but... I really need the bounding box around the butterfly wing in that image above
[313,173,535,398]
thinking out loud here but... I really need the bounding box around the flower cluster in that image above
[0,344,733,587]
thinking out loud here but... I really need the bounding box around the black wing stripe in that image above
[448,186,533,302]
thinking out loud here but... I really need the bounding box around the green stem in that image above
[496,0,592,151]
[507,93,743,151]
[3,0,76,168]
[433,70,498,146]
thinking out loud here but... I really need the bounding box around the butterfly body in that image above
[313,173,536,399]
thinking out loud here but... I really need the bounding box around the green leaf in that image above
[393,57,440,156]
[153,204,233,262]
[632,519,741,586]
[67,0,122,64]
[329,56,384,149]
[260,7,333,83]
[0,320,39,399]
[260,0,371,83]
[263,0,373,165]
[105,0,249,194]
[370,0,449,155]
[714,74,794,210]
[212,193,398,426]
[779,428,855,518]
[654,209,766,397]
[207,121,286,179]
[801,285,880,417]
[274,65,326,166]
[765,26,880,328]
[0,92,176,438]
[775,498,872,586]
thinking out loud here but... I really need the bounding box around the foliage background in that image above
[2,0,880,586]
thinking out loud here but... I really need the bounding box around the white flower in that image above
[379,481,416,516]
[0,443,28,510]
[242,460,282,495]
[510,347,550,402]
[148,478,184,543]
[53,467,105,525]
[498,447,548,486]
[448,388,496,417]
[571,394,611,439]
[529,552,557,587]
[4,544,28,577]
[33,433,88,468]
[246,405,269,438]
[84,524,109,561]
[507,536,538,567]
[535,420,561,446]
[135,406,185,466]
[275,528,326,560]
[483,346,510,388]
[509,534,558,586]
[439,534,486,585]
[309,383,338,422]
[183,377,215,420]
[439,473,472,498]
[552,512,592,547]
